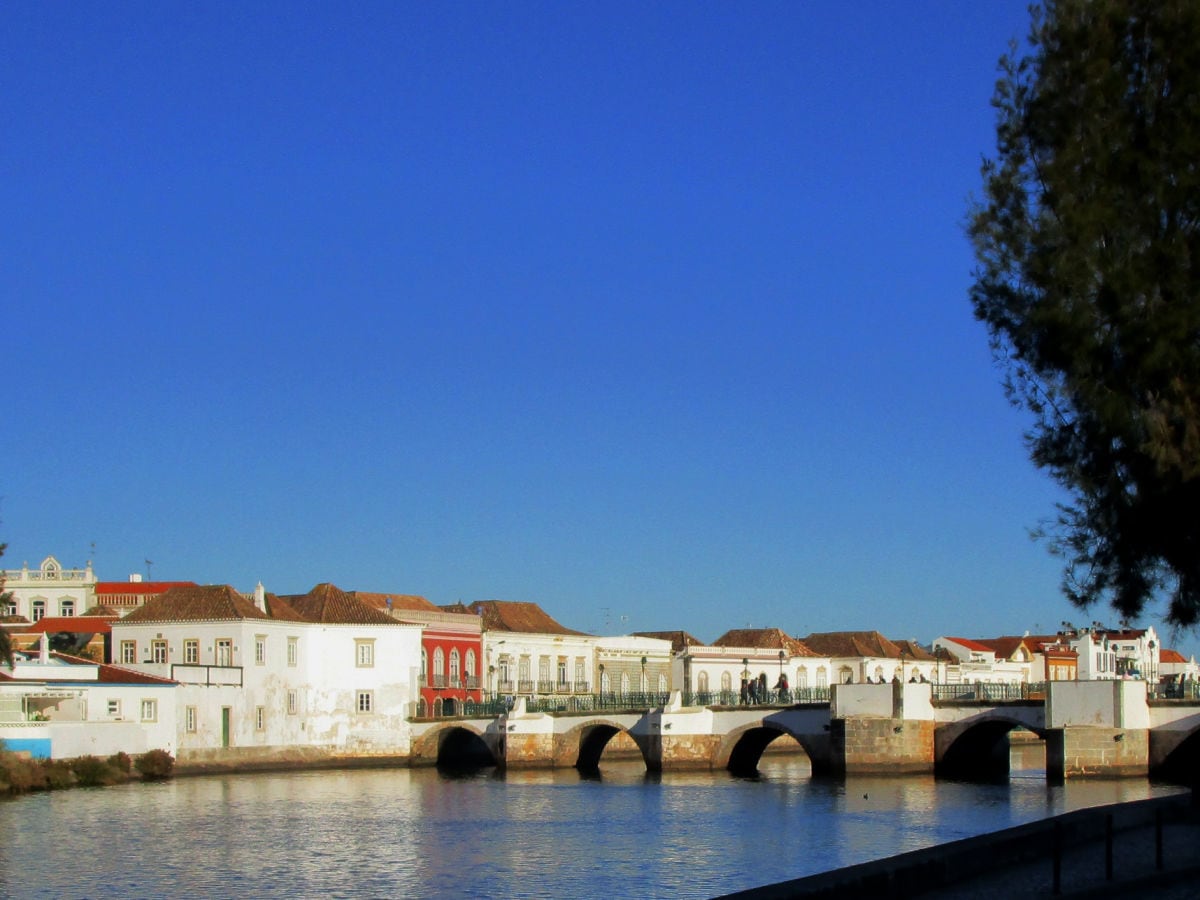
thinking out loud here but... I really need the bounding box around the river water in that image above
[1,746,1185,899]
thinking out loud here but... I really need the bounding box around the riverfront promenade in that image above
[721,793,1200,898]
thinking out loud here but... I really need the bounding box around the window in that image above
[658,673,667,692]
[107,700,121,718]
[287,690,298,715]
[620,672,631,694]
[450,649,461,683]
[466,650,477,679]
[796,666,808,689]
[60,599,75,617]
[574,658,585,686]
[356,690,374,714]
[816,667,829,689]
[432,648,444,675]
[356,639,375,668]
[140,699,157,722]
[121,641,136,665]
[697,671,710,691]
[184,639,199,664]
[518,657,531,684]
[287,637,298,667]
[185,706,197,732]
[255,636,266,665]
[2,600,14,617]
[32,600,45,622]
[151,640,168,664]
[255,706,265,731]
[720,671,732,692]
[539,656,551,683]
[216,639,233,667]
[557,658,568,685]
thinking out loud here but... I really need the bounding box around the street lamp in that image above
[778,650,786,701]
[641,656,648,695]
[598,663,606,697]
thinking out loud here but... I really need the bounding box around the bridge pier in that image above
[832,718,935,774]
[1045,727,1148,779]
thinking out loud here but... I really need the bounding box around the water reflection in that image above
[1,757,1185,900]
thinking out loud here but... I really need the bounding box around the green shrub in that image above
[42,760,76,790]
[0,751,48,794]
[134,749,175,780]
[108,751,132,774]
[71,755,126,787]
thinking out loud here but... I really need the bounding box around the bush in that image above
[0,751,48,794]
[108,751,132,774]
[134,749,175,780]
[71,755,126,787]
[42,760,76,790]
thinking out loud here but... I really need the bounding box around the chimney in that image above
[254,582,266,612]
[39,635,50,665]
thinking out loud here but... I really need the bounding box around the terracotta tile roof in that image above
[634,631,705,653]
[351,592,439,613]
[24,616,116,635]
[938,636,995,653]
[712,628,819,657]
[119,584,275,623]
[800,631,904,659]
[280,583,400,626]
[438,602,473,615]
[890,639,937,661]
[467,600,588,636]
[0,652,177,686]
[262,594,310,623]
[95,581,196,595]
[1160,648,1188,664]
[975,637,1030,661]
[56,652,178,685]
[82,605,120,617]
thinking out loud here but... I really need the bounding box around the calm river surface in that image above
[1,747,1185,899]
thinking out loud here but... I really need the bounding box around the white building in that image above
[672,628,831,701]
[471,601,598,699]
[0,640,177,759]
[932,636,1032,684]
[2,555,96,621]
[112,582,423,765]
[803,631,938,685]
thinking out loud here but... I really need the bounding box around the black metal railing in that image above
[680,687,831,707]
[931,682,1046,702]
[1148,680,1200,700]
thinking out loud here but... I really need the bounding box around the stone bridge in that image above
[409,682,1200,781]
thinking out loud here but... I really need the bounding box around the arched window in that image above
[796,666,808,689]
[721,671,732,691]
[816,666,828,688]
[465,650,476,678]
[600,670,611,693]
[620,672,631,694]
[60,599,75,617]
[697,671,709,691]
[417,698,427,718]
[658,673,667,692]
[421,648,428,684]
[450,649,461,683]
[433,648,445,675]
[433,698,443,717]
[840,666,854,684]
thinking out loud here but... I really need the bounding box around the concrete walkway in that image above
[719,793,1200,899]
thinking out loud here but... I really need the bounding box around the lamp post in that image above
[778,650,786,701]
[598,663,606,698]
[641,656,648,696]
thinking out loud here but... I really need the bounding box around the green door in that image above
[221,707,231,748]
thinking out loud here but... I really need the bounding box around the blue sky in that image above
[5,3,1194,655]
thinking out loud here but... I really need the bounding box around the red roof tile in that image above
[119,584,276,623]
[352,592,440,613]
[712,628,819,657]
[23,616,116,635]
[1161,648,1188,664]
[95,581,197,595]
[468,600,587,635]
[634,631,705,653]
[800,631,904,659]
[280,584,401,626]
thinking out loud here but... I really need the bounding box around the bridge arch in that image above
[714,721,816,776]
[1153,722,1200,784]
[553,719,651,772]
[936,716,1044,781]
[411,722,499,770]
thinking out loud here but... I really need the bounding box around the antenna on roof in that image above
[145,559,153,581]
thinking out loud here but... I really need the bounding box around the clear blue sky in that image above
[5,3,1195,655]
